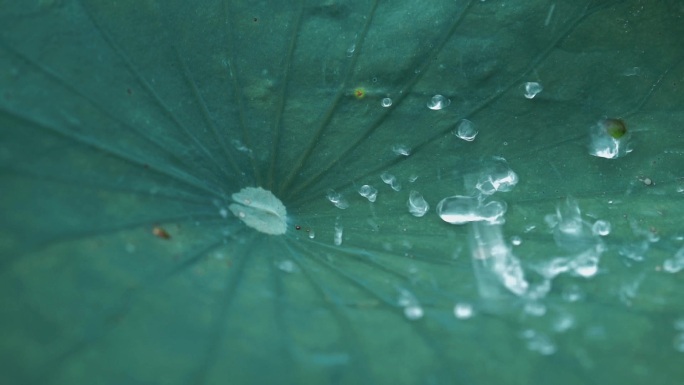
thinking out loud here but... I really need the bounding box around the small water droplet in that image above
[358,184,378,202]
[407,190,429,217]
[511,236,522,246]
[392,144,410,156]
[404,305,424,320]
[521,329,556,355]
[346,43,356,57]
[592,220,611,236]
[562,284,583,302]
[523,82,543,99]
[381,97,393,107]
[454,119,478,141]
[453,302,474,319]
[334,223,343,246]
[663,247,684,273]
[277,260,297,273]
[326,189,349,209]
[426,94,450,110]
[231,139,252,154]
[523,301,546,317]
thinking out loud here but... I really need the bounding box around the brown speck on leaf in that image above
[152,226,171,240]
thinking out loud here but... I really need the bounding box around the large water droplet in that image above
[437,196,507,225]
[229,187,288,235]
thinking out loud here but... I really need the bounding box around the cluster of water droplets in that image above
[538,197,606,280]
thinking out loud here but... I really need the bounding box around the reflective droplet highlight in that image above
[381,97,392,107]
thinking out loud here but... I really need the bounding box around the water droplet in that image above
[381,97,392,107]
[407,190,429,217]
[326,189,349,209]
[521,330,556,355]
[437,196,507,225]
[334,223,343,246]
[475,157,519,195]
[663,247,684,273]
[470,222,528,297]
[392,144,410,156]
[308,229,315,239]
[358,184,378,202]
[404,305,424,320]
[231,139,252,154]
[453,302,474,319]
[553,314,575,333]
[511,236,522,246]
[572,249,600,278]
[453,119,478,141]
[345,43,356,57]
[397,289,423,320]
[229,187,287,235]
[523,301,547,317]
[523,82,543,99]
[562,285,584,302]
[381,172,401,191]
[589,118,632,159]
[623,66,641,76]
[426,94,450,110]
[277,260,297,273]
[592,220,611,236]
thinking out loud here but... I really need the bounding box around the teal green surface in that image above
[1,1,684,384]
